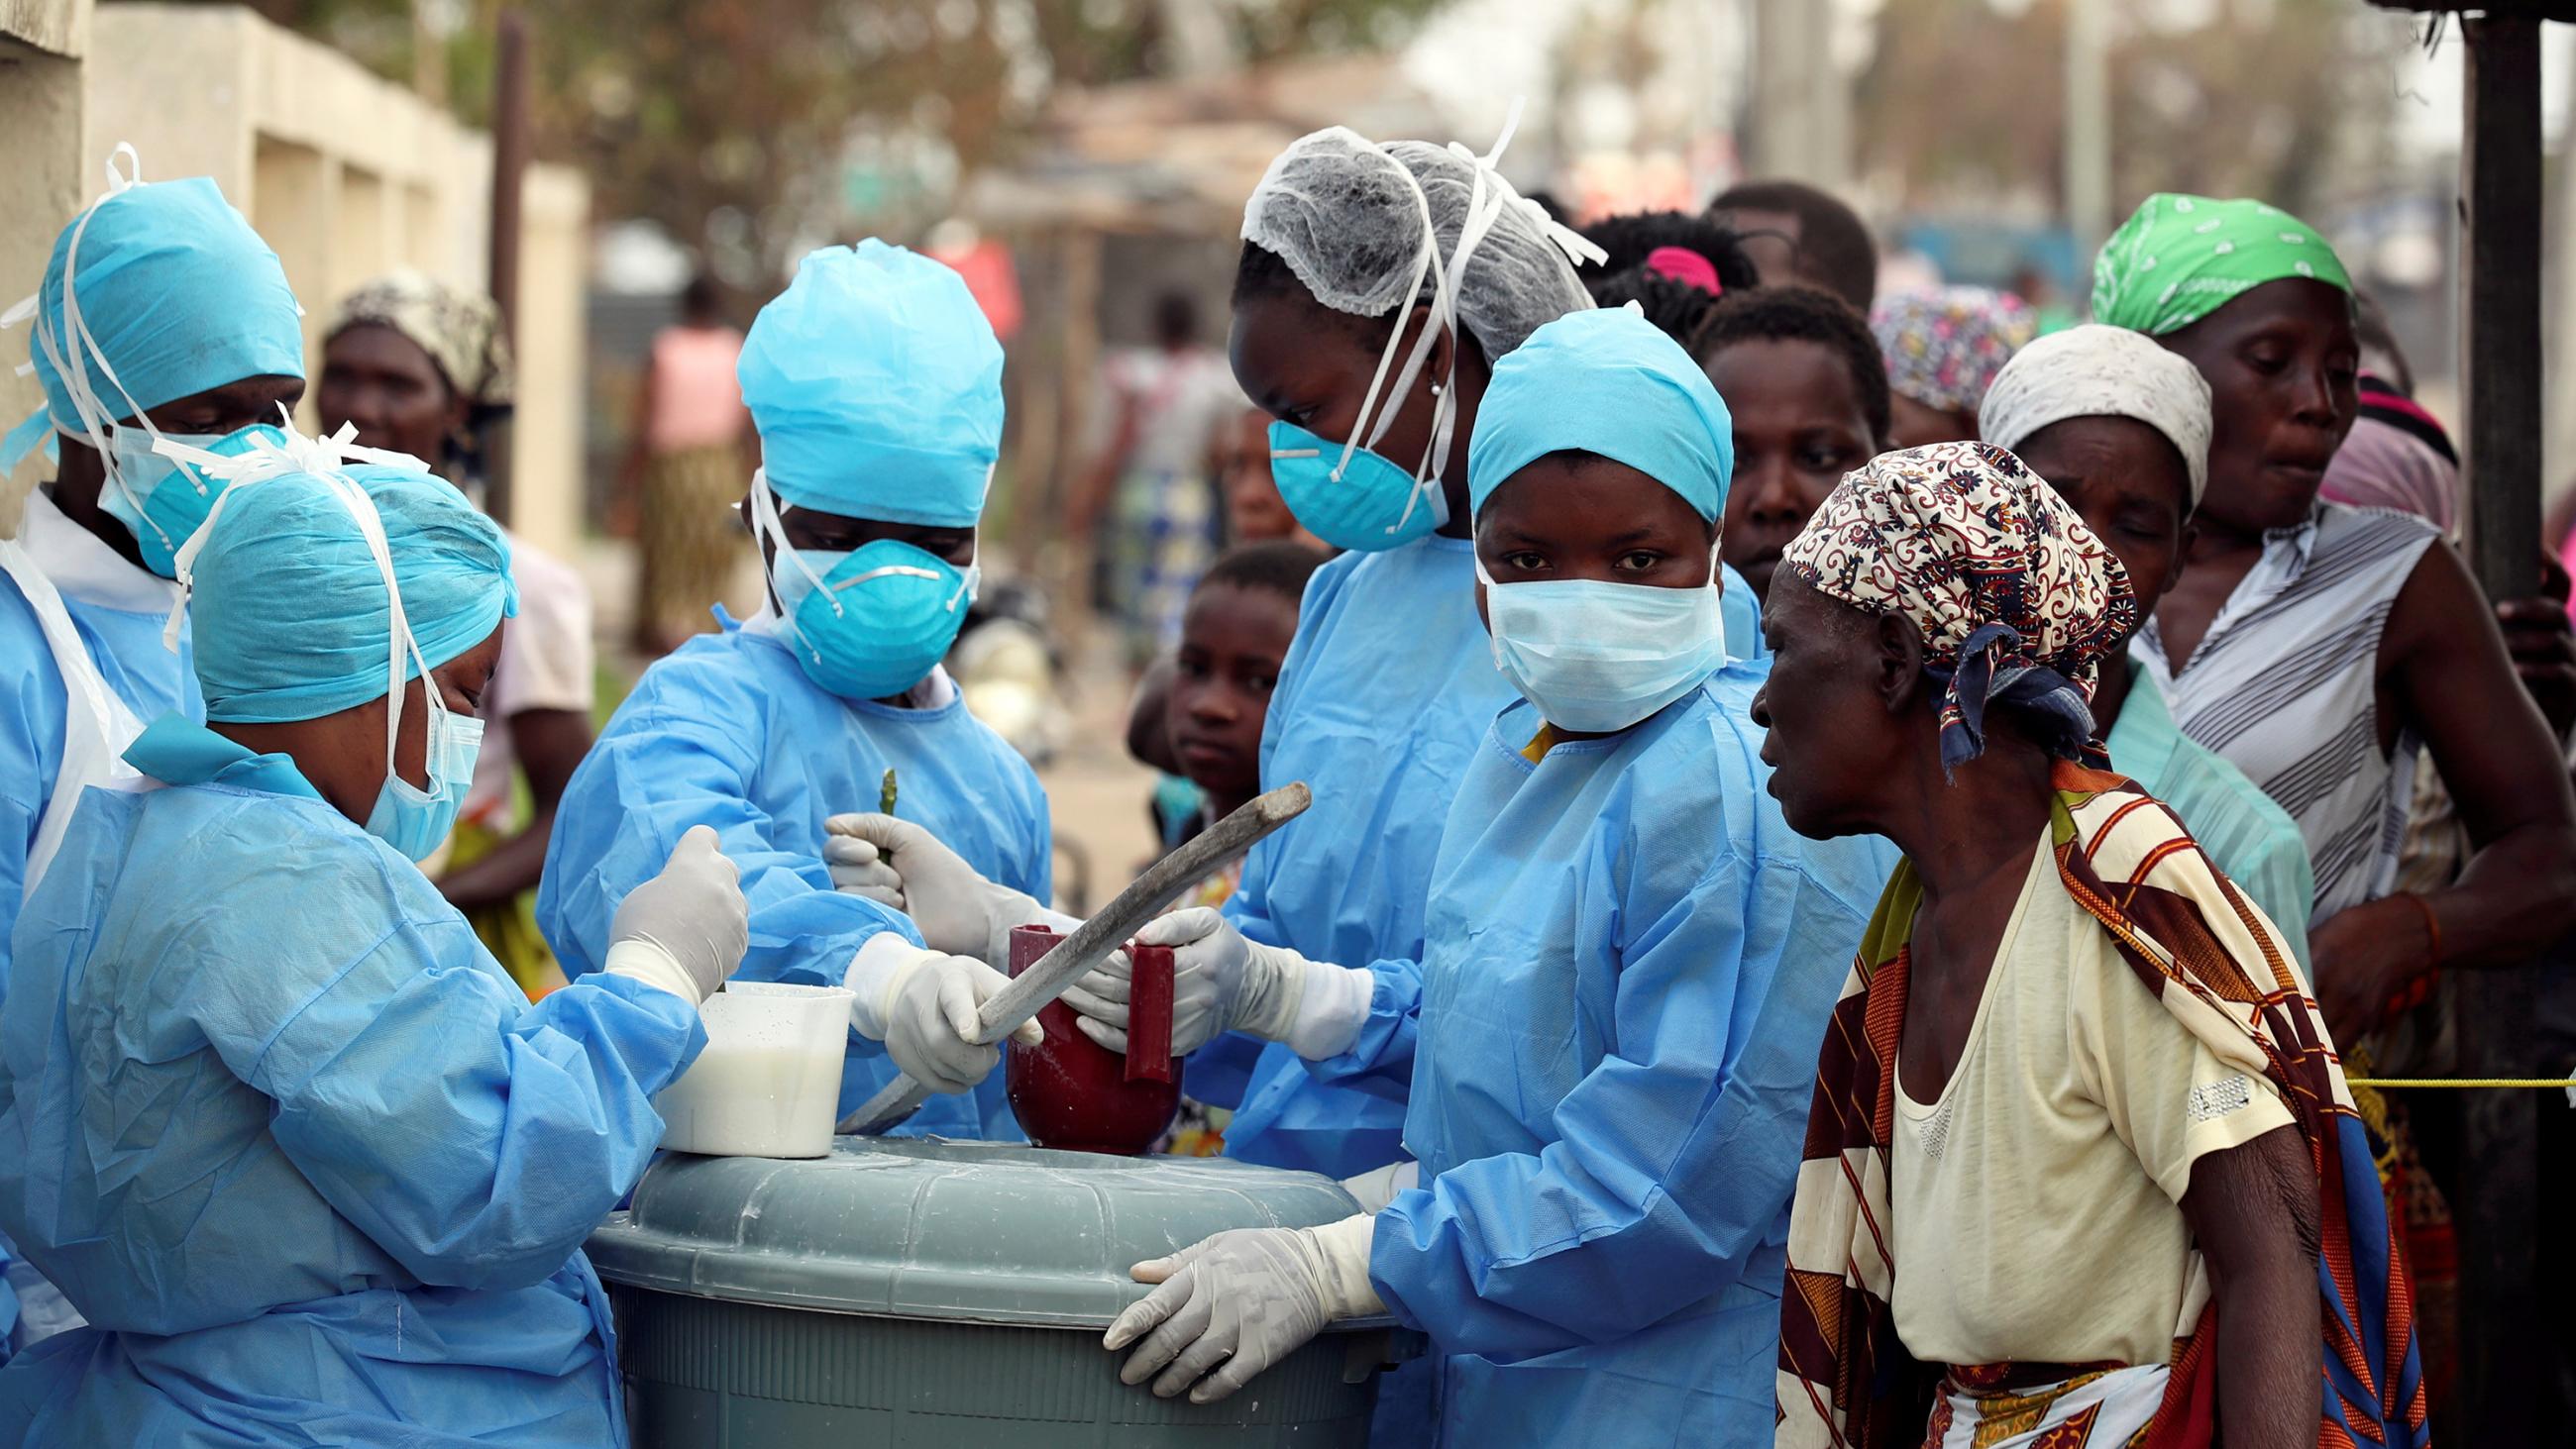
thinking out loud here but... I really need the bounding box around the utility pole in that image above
[2454,13,2545,1440]
[1745,0,1850,186]
[2063,0,2111,260]
[410,0,448,106]
[483,8,528,529]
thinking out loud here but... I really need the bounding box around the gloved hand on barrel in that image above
[1104,1214,1384,1403]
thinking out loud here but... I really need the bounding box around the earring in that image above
[1430,381,1444,397]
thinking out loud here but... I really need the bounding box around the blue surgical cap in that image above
[1,171,304,475]
[1466,305,1733,522]
[739,240,1004,528]
[192,466,517,723]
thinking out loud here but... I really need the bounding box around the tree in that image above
[1855,0,2411,220]
[187,0,1449,280]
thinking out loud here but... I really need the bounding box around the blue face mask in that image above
[1268,419,1451,553]
[1477,553,1727,733]
[1261,152,1480,555]
[365,695,485,862]
[101,421,289,577]
[753,476,977,700]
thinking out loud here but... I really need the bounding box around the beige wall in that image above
[514,165,590,566]
[74,2,592,560]
[0,0,89,534]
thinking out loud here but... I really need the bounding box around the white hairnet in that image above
[1242,126,1596,360]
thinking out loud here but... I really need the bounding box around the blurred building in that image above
[956,52,1446,563]
[0,0,92,531]
[0,2,591,563]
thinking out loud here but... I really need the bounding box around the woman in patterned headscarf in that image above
[1755,442,2425,1449]
[319,269,514,484]
[1868,286,2036,450]
[2095,194,2576,1057]
[317,272,595,999]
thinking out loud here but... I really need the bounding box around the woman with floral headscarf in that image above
[2093,195,2576,1050]
[1757,443,2425,1449]
[1868,285,2036,449]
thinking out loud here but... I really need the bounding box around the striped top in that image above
[2135,502,2439,923]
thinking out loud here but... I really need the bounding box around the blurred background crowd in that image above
[4,0,2574,1434]
[5,3,2550,750]
[5,0,2569,1103]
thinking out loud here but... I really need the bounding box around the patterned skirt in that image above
[1106,467,1218,668]
[1923,1363,2165,1449]
[639,443,747,644]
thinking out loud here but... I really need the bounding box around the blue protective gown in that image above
[1311,671,1897,1447]
[1719,560,1768,664]
[0,717,701,1447]
[540,612,1051,1138]
[0,500,198,979]
[0,494,202,1362]
[1204,532,1521,1178]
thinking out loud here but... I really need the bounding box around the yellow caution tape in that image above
[2342,1078,2576,1088]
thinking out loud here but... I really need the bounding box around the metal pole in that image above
[484,8,529,529]
[1745,0,1843,184]
[2062,0,2111,261]
[2464,20,2543,598]
[2451,15,2543,1440]
[410,0,447,107]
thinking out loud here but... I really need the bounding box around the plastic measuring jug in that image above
[656,981,855,1159]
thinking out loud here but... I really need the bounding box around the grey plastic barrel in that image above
[588,1137,1405,1447]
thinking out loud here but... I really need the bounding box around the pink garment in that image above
[931,239,1023,341]
[2318,416,2459,539]
[646,326,748,454]
[2561,531,2576,629]
[1644,246,1723,296]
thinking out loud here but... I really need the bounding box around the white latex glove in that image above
[603,825,749,1003]
[1104,1214,1383,1402]
[824,813,1067,965]
[845,939,1043,1096]
[821,834,906,909]
[1336,1160,1421,1215]
[1065,907,1368,1060]
[1061,905,1244,1057]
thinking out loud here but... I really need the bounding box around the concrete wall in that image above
[515,165,590,561]
[62,3,592,560]
[0,0,89,533]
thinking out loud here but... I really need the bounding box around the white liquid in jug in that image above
[656,1038,842,1159]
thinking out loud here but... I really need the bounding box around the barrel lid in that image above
[588,1137,1383,1329]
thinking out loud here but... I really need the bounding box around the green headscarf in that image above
[2091,193,2351,337]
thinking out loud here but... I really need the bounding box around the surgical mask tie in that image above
[1267,101,1605,552]
[300,448,481,863]
[158,417,432,648]
[130,414,475,859]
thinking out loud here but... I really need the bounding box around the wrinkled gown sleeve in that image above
[1298,958,1427,1104]
[539,711,923,986]
[200,901,703,1294]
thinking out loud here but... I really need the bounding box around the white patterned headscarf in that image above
[1978,324,2213,504]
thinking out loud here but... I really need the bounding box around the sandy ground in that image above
[572,535,1162,915]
